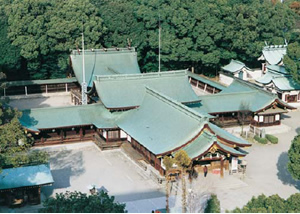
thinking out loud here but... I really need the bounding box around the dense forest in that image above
[0,0,299,80]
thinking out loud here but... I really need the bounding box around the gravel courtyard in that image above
[35,143,165,213]
[193,109,300,211]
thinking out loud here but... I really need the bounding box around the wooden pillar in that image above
[25,86,28,95]
[65,83,68,92]
[213,87,215,94]
[38,187,41,204]
[60,129,64,143]
[80,127,83,141]
[204,84,207,92]
[46,85,48,94]
[41,136,44,144]
[220,159,224,178]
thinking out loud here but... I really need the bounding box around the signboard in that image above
[231,157,238,173]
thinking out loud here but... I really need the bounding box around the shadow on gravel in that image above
[277,152,300,190]
[42,150,85,197]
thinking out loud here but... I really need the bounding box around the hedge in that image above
[266,134,278,144]
[254,135,268,144]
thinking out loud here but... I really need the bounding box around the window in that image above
[264,115,274,124]
[107,130,120,139]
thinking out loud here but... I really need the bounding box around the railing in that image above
[93,134,123,150]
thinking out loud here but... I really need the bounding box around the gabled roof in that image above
[220,79,259,94]
[259,45,287,65]
[272,76,300,91]
[20,103,121,131]
[93,70,200,109]
[117,87,250,156]
[256,65,300,91]
[221,60,250,73]
[187,71,227,91]
[179,130,216,159]
[267,65,289,75]
[192,79,294,113]
[256,70,284,85]
[70,48,141,87]
[0,164,54,191]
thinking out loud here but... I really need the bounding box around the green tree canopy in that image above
[288,135,300,180]
[205,194,221,213]
[284,42,300,83]
[4,0,105,79]
[39,191,126,213]
[174,150,191,169]
[0,102,49,171]
[230,193,300,213]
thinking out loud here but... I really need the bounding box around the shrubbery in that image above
[205,194,220,213]
[229,193,300,213]
[254,135,268,144]
[266,134,278,144]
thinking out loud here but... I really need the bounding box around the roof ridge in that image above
[145,86,207,123]
[95,70,188,81]
[71,47,136,56]
[263,45,287,50]
[203,90,257,98]
[232,78,276,97]
[231,59,245,65]
[23,103,104,112]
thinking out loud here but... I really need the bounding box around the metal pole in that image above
[81,33,87,105]
[158,15,161,73]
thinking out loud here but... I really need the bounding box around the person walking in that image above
[203,165,208,177]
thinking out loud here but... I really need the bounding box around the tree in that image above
[204,194,220,213]
[284,42,300,83]
[163,156,174,213]
[230,194,287,213]
[286,193,300,213]
[230,193,300,213]
[4,0,105,79]
[288,135,300,180]
[174,150,191,213]
[0,101,49,171]
[39,191,126,213]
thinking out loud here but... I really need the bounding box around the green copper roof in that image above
[94,70,200,109]
[5,78,78,87]
[20,103,120,130]
[192,79,294,114]
[118,87,250,155]
[220,79,259,93]
[0,164,53,190]
[179,130,216,159]
[222,60,250,73]
[216,142,246,156]
[256,70,284,85]
[261,45,287,65]
[208,123,251,146]
[267,65,288,74]
[117,87,208,155]
[70,48,140,87]
[187,71,226,90]
[272,76,300,91]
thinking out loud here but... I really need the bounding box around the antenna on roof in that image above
[81,24,88,105]
[158,14,161,73]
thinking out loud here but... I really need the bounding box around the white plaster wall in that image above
[103,130,107,139]
[219,73,233,86]
[248,69,263,80]
[120,130,127,138]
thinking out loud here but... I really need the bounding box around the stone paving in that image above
[9,92,72,110]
